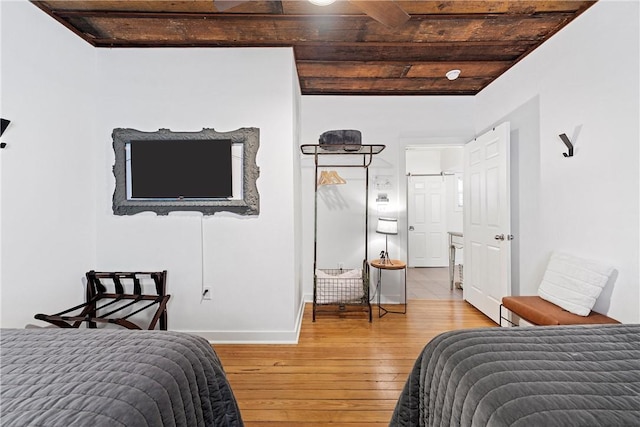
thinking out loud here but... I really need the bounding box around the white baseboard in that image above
[181,295,306,344]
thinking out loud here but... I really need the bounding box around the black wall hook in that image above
[559,133,573,157]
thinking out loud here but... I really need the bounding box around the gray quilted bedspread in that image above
[0,328,243,426]
[390,324,640,427]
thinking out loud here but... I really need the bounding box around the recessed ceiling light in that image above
[446,69,461,81]
[309,0,337,5]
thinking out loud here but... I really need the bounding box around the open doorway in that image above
[405,146,464,300]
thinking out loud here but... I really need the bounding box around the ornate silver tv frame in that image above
[112,127,260,216]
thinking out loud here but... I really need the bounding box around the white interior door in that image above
[408,176,447,267]
[463,123,511,323]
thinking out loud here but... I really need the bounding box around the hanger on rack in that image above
[317,170,347,186]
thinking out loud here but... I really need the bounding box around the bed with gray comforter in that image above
[390,324,640,427]
[1,328,243,426]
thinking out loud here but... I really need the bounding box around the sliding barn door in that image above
[408,175,447,267]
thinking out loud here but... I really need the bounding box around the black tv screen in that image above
[128,139,233,199]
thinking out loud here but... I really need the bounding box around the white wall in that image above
[93,47,303,342]
[301,97,475,302]
[405,147,441,174]
[1,3,4,322]
[0,1,304,341]
[474,0,640,322]
[0,0,97,327]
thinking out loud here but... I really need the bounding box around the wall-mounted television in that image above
[112,128,260,216]
[126,139,234,200]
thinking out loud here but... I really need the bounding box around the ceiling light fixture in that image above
[446,69,461,81]
[308,0,337,6]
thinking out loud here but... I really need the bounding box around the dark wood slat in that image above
[297,62,408,79]
[299,77,492,96]
[394,0,596,15]
[294,42,534,62]
[404,61,511,78]
[297,60,512,79]
[38,0,270,14]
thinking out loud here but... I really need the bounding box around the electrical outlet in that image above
[202,287,212,300]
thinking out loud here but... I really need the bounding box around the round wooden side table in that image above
[369,259,407,317]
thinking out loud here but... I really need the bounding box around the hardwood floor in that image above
[406,267,463,300]
[214,300,495,426]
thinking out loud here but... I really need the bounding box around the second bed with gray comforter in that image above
[390,324,640,427]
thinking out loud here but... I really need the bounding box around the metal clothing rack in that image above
[301,144,385,322]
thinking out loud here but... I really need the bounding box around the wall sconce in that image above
[376,217,398,264]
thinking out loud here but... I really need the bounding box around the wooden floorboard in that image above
[214,300,496,426]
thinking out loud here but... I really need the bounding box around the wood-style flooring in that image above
[406,267,463,300]
[214,299,495,426]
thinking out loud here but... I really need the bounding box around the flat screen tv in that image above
[126,139,232,200]
[112,127,260,216]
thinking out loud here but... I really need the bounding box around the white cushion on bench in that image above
[538,252,614,316]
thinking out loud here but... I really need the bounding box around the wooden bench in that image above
[500,296,619,326]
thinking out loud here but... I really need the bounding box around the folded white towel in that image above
[538,252,614,316]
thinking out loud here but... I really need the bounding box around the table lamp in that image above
[376,217,398,264]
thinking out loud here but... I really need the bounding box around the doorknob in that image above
[494,234,505,240]
[409,226,415,231]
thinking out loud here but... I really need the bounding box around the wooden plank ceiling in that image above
[33,0,596,96]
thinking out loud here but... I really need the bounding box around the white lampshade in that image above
[376,217,398,235]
